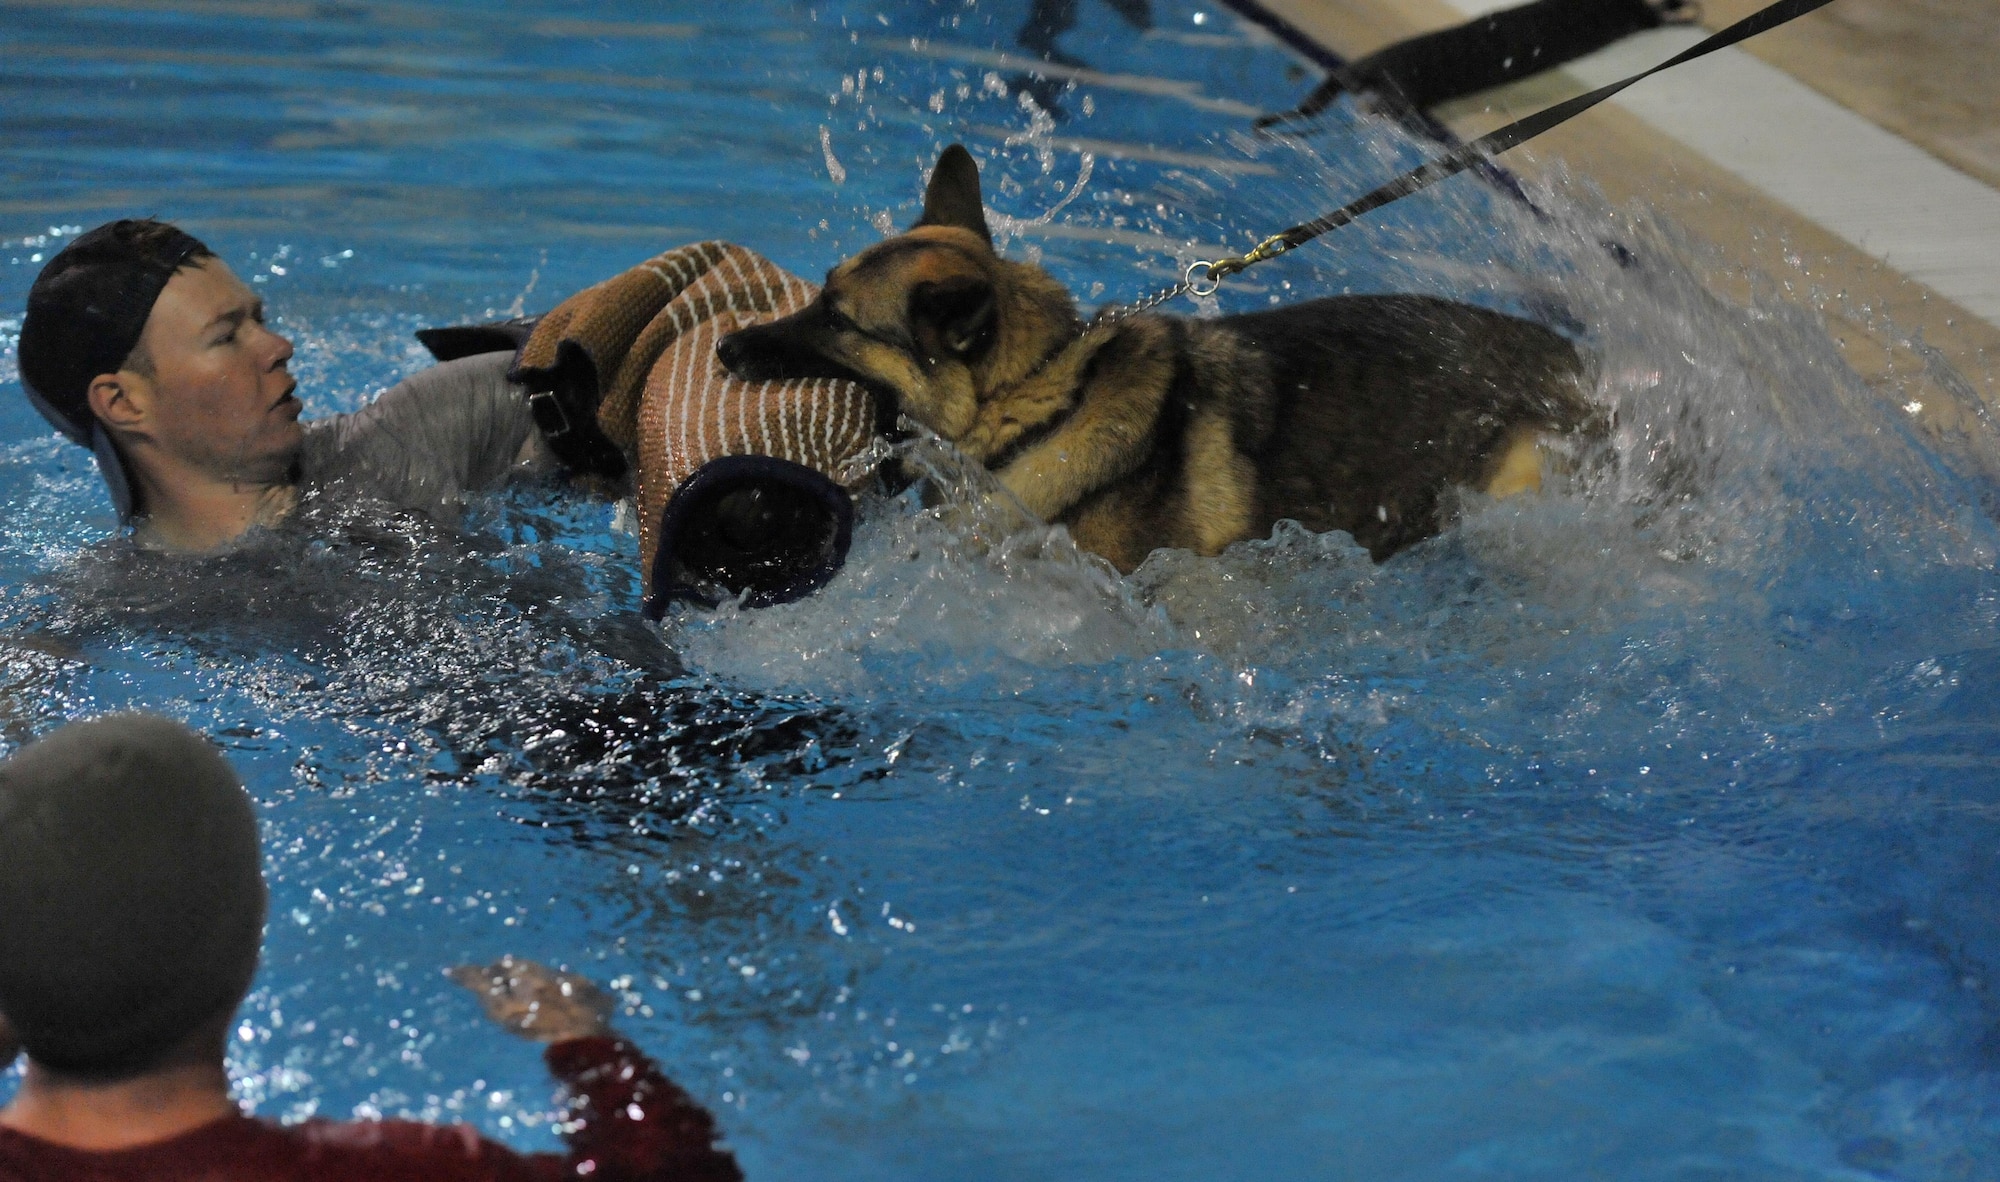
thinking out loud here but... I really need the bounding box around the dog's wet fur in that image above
[718,144,1595,572]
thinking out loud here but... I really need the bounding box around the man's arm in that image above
[449,957,742,1182]
[298,351,554,519]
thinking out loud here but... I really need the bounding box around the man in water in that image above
[0,712,741,1181]
[17,218,591,552]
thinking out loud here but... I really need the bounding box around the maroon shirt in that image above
[0,1037,742,1182]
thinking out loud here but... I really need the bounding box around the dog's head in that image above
[717,145,1077,446]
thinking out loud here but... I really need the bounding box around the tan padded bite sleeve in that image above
[514,242,731,446]
[631,244,878,592]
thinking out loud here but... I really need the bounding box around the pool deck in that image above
[1256,0,2000,443]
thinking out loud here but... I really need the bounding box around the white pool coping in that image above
[1433,0,2000,329]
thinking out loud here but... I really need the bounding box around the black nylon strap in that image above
[1270,0,1841,254]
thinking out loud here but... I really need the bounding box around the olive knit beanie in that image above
[0,713,265,1076]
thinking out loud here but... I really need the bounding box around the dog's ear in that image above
[911,275,997,361]
[913,145,992,247]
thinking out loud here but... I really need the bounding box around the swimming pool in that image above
[4,0,2000,1176]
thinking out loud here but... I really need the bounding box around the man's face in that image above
[124,258,301,484]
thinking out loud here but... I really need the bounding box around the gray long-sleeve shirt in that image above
[298,350,549,518]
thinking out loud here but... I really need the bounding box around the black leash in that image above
[1106,0,1841,320]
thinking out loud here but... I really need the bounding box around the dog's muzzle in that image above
[717,319,868,386]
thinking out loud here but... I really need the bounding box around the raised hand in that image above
[447,956,614,1044]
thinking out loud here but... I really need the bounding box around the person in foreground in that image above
[0,713,742,1182]
[18,218,604,554]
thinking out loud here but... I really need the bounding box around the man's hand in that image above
[448,956,614,1044]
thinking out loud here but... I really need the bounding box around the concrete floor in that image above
[1258,0,2000,441]
[1705,0,2000,192]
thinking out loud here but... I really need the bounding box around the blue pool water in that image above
[4,1,2000,1177]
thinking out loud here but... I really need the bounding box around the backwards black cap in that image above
[0,713,266,1077]
[17,219,214,521]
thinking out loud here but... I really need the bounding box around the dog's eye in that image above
[825,308,858,333]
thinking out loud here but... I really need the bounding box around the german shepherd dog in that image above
[718,145,1594,572]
